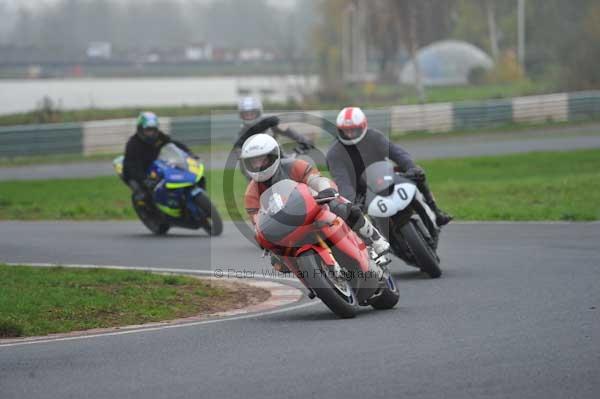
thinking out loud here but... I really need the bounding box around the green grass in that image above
[401,80,550,104]
[0,104,237,126]
[424,150,600,221]
[0,168,248,221]
[0,149,598,222]
[0,152,118,167]
[0,265,238,338]
[339,80,552,108]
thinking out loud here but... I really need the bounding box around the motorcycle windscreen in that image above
[158,143,189,171]
[364,161,396,195]
[257,180,313,244]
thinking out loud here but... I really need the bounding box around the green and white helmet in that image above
[136,111,160,143]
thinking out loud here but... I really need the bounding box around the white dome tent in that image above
[400,40,494,86]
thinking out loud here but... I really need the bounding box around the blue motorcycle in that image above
[114,143,223,236]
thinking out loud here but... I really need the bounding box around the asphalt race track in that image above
[1,221,599,399]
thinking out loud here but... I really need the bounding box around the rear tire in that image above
[296,251,358,319]
[399,222,442,278]
[195,194,223,236]
[132,198,170,236]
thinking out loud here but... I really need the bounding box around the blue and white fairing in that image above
[149,144,204,189]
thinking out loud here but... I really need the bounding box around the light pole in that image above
[518,0,526,71]
[342,0,367,82]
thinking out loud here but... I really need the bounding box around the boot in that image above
[426,199,453,227]
[418,181,453,227]
[358,217,391,265]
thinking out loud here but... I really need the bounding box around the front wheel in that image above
[194,194,223,236]
[132,197,170,236]
[399,221,442,278]
[369,269,400,310]
[295,251,358,319]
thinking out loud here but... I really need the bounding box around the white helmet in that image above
[238,96,263,126]
[336,107,368,145]
[240,134,281,182]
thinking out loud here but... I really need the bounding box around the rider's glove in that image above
[262,116,280,129]
[298,141,315,152]
[245,115,280,136]
[405,166,426,183]
[315,188,339,201]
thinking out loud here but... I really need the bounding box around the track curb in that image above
[0,263,305,347]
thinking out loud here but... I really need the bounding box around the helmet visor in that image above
[242,147,279,173]
[142,127,158,141]
[338,127,364,141]
[240,110,260,121]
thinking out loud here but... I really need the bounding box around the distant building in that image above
[239,48,264,62]
[400,40,494,86]
[212,47,237,62]
[86,42,112,60]
[185,43,213,61]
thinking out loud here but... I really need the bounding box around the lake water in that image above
[0,75,318,116]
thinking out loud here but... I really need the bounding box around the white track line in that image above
[0,263,317,349]
[451,221,600,225]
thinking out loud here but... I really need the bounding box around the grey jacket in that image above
[326,129,416,203]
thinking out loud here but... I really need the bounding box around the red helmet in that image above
[335,107,368,145]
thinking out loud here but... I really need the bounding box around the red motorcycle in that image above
[256,179,399,318]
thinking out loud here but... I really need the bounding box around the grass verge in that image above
[0,168,248,220]
[0,149,598,222]
[0,264,269,338]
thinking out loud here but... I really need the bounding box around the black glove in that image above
[298,141,315,152]
[405,166,426,183]
[315,188,339,201]
[246,116,280,136]
[262,116,280,129]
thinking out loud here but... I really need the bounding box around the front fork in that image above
[280,236,335,299]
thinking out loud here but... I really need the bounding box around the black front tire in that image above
[132,197,170,236]
[295,251,358,319]
[369,270,400,310]
[399,221,442,278]
[194,194,223,236]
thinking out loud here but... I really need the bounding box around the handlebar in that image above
[313,194,339,204]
